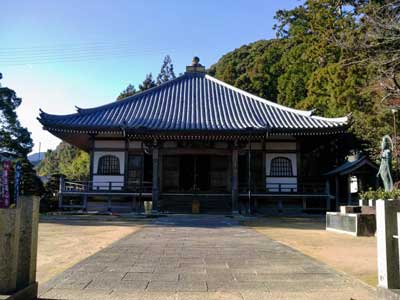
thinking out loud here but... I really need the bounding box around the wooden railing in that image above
[238,182,327,194]
[61,179,152,194]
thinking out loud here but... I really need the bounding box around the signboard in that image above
[14,162,22,205]
[1,161,12,208]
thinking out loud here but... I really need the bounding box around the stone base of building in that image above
[0,282,37,300]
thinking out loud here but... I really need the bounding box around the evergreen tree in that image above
[37,142,89,180]
[0,73,43,197]
[0,73,33,157]
[139,73,157,91]
[156,55,176,85]
[209,39,285,101]
[210,0,392,158]
[116,84,137,100]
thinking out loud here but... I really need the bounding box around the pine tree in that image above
[0,73,33,157]
[116,84,137,100]
[156,55,176,85]
[0,73,43,197]
[139,73,157,91]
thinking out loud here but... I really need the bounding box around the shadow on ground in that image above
[243,216,326,231]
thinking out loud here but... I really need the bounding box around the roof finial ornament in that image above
[192,56,200,66]
[186,56,205,74]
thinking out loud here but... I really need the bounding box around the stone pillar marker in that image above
[376,199,400,289]
[0,207,21,294]
[231,148,239,214]
[152,146,159,212]
[16,196,40,290]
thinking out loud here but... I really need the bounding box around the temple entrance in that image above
[160,154,231,212]
[162,154,230,193]
[179,155,210,192]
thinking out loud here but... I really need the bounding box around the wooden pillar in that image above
[124,139,129,192]
[325,179,331,211]
[89,135,95,189]
[335,175,340,211]
[231,147,239,214]
[83,194,88,211]
[152,145,159,212]
[347,174,352,205]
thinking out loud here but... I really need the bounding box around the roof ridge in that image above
[204,75,313,117]
[205,74,348,124]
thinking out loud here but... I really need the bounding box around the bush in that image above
[359,188,400,200]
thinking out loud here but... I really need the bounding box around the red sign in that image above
[1,161,12,208]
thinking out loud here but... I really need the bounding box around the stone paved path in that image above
[39,215,376,300]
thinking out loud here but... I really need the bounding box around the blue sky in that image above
[1,0,299,152]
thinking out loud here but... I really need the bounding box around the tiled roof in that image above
[38,72,348,135]
[324,156,378,176]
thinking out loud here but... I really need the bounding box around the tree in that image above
[209,0,393,159]
[156,55,176,85]
[139,73,157,91]
[37,142,89,180]
[354,1,400,103]
[209,39,285,101]
[0,73,33,157]
[0,73,43,197]
[116,84,137,100]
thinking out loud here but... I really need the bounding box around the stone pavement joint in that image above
[39,215,376,300]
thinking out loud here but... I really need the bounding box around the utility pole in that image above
[392,108,399,179]
[38,142,41,161]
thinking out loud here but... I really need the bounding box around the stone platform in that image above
[39,215,376,300]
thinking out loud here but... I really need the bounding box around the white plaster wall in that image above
[265,153,297,192]
[93,151,125,175]
[92,175,125,190]
[266,177,298,192]
[94,140,125,148]
[92,151,125,190]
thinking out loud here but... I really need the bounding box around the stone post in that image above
[376,199,400,289]
[0,207,21,294]
[16,196,40,290]
[231,148,239,214]
[152,146,159,212]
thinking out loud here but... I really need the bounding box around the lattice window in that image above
[270,157,293,177]
[97,155,120,175]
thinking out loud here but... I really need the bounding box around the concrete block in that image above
[0,208,21,294]
[326,212,376,236]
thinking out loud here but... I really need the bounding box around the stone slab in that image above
[39,215,376,300]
